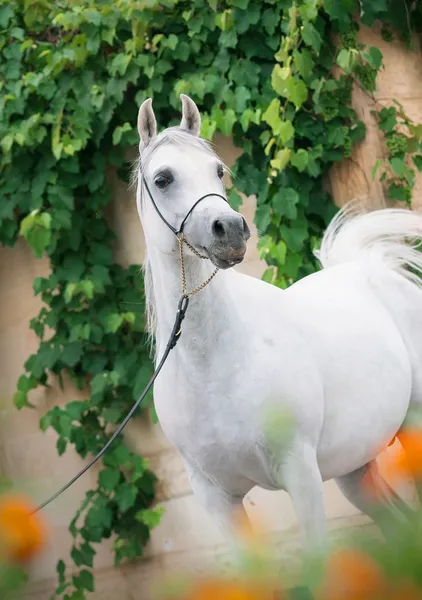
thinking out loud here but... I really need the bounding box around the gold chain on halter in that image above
[177,233,219,298]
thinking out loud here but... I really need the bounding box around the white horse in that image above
[135,94,422,555]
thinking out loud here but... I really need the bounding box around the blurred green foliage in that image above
[1,0,422,597]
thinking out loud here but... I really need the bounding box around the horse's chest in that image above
[154,368,264,493]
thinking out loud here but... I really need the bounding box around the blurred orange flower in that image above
[316,549,385,600]
[386,580,422,600]
[0,494,46,561]
[391,428,422,480]
[184,579,278,600]
[362,429,422,499]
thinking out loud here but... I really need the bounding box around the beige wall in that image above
[0,24,422,599]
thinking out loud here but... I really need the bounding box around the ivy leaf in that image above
[19,211,52,258]
[388,183,411,203]
[389,157,405,177]
[57,559,66,584]
[413,155,422,171]
[255,205,271,233]
[135,507,165,529]
[377,107,397,131]
[323,0,356,21]
[104,313,123,333]
[270,148,290,171]
[349,121,366,143]
[61,343,83,368]
[409,124,422,141]
[165,34,178,50]
[109,53,132,76]
[274,241,287,265]
[103,407,122,424]
[228,189,243,211]
[262,8,279,36]
[80,280,94,299]
[201,116,217,140]
[286,78,308,109]
[17,374,37,394]
[104,444,132,468]
[66,401,87,420]
[218,109,236,136]
[215,10,233,31]
[272,188,299,220]
[79,543,96,568]
[336,48,352,73]
[261,267,275,284]
[112,122,131,145]
[86,500,113,530]
[114,483,137,512]
[84,9,101,26]
[262,99,282,134]
[279,120,295,144]
[131,455,147,482]
[302,22,322,53]
[13,390,29,410]
[72,570,94,593]
[0,5,14,28]
[280,224,309,252]
[271,64,290,96]
[57,437,67,456]
[237,4,261,35]
[133,365,153,400]
[365,46,383,70]
[99,468,121,491]
[293,49,314,79]
[234,86,251,113]
[290,149,309,172]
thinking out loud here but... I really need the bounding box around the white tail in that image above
[316,203,422,287]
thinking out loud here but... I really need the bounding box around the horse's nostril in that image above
[212,219,226,238]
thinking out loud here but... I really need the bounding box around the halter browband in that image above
[142,177,228,237]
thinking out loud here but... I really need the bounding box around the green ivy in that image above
[0,0,421,597]
[372,102,422,204]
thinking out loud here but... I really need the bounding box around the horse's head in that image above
[136,95,250,269]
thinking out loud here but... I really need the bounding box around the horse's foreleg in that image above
[186,462,250,545]
[278,441,327,558]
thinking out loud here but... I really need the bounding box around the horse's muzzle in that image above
[206,213,250,269]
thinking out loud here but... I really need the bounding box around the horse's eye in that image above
[217,164,224,179]
[155,175,171,189]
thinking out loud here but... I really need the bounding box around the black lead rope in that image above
[33,296,189,514]
[34,177,226,513]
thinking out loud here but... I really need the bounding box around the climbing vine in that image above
[373,102,422,204]
[0,0,421,597]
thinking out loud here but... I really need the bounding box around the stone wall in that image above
[0,24,421,599]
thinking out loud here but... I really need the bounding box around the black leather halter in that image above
[142,176,228,236]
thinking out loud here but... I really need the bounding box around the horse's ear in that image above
[138,98,157,147]
[180,94,201,136]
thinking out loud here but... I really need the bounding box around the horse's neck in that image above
[146,244,236,361]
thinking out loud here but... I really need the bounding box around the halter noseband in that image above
[142,177,228,237]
